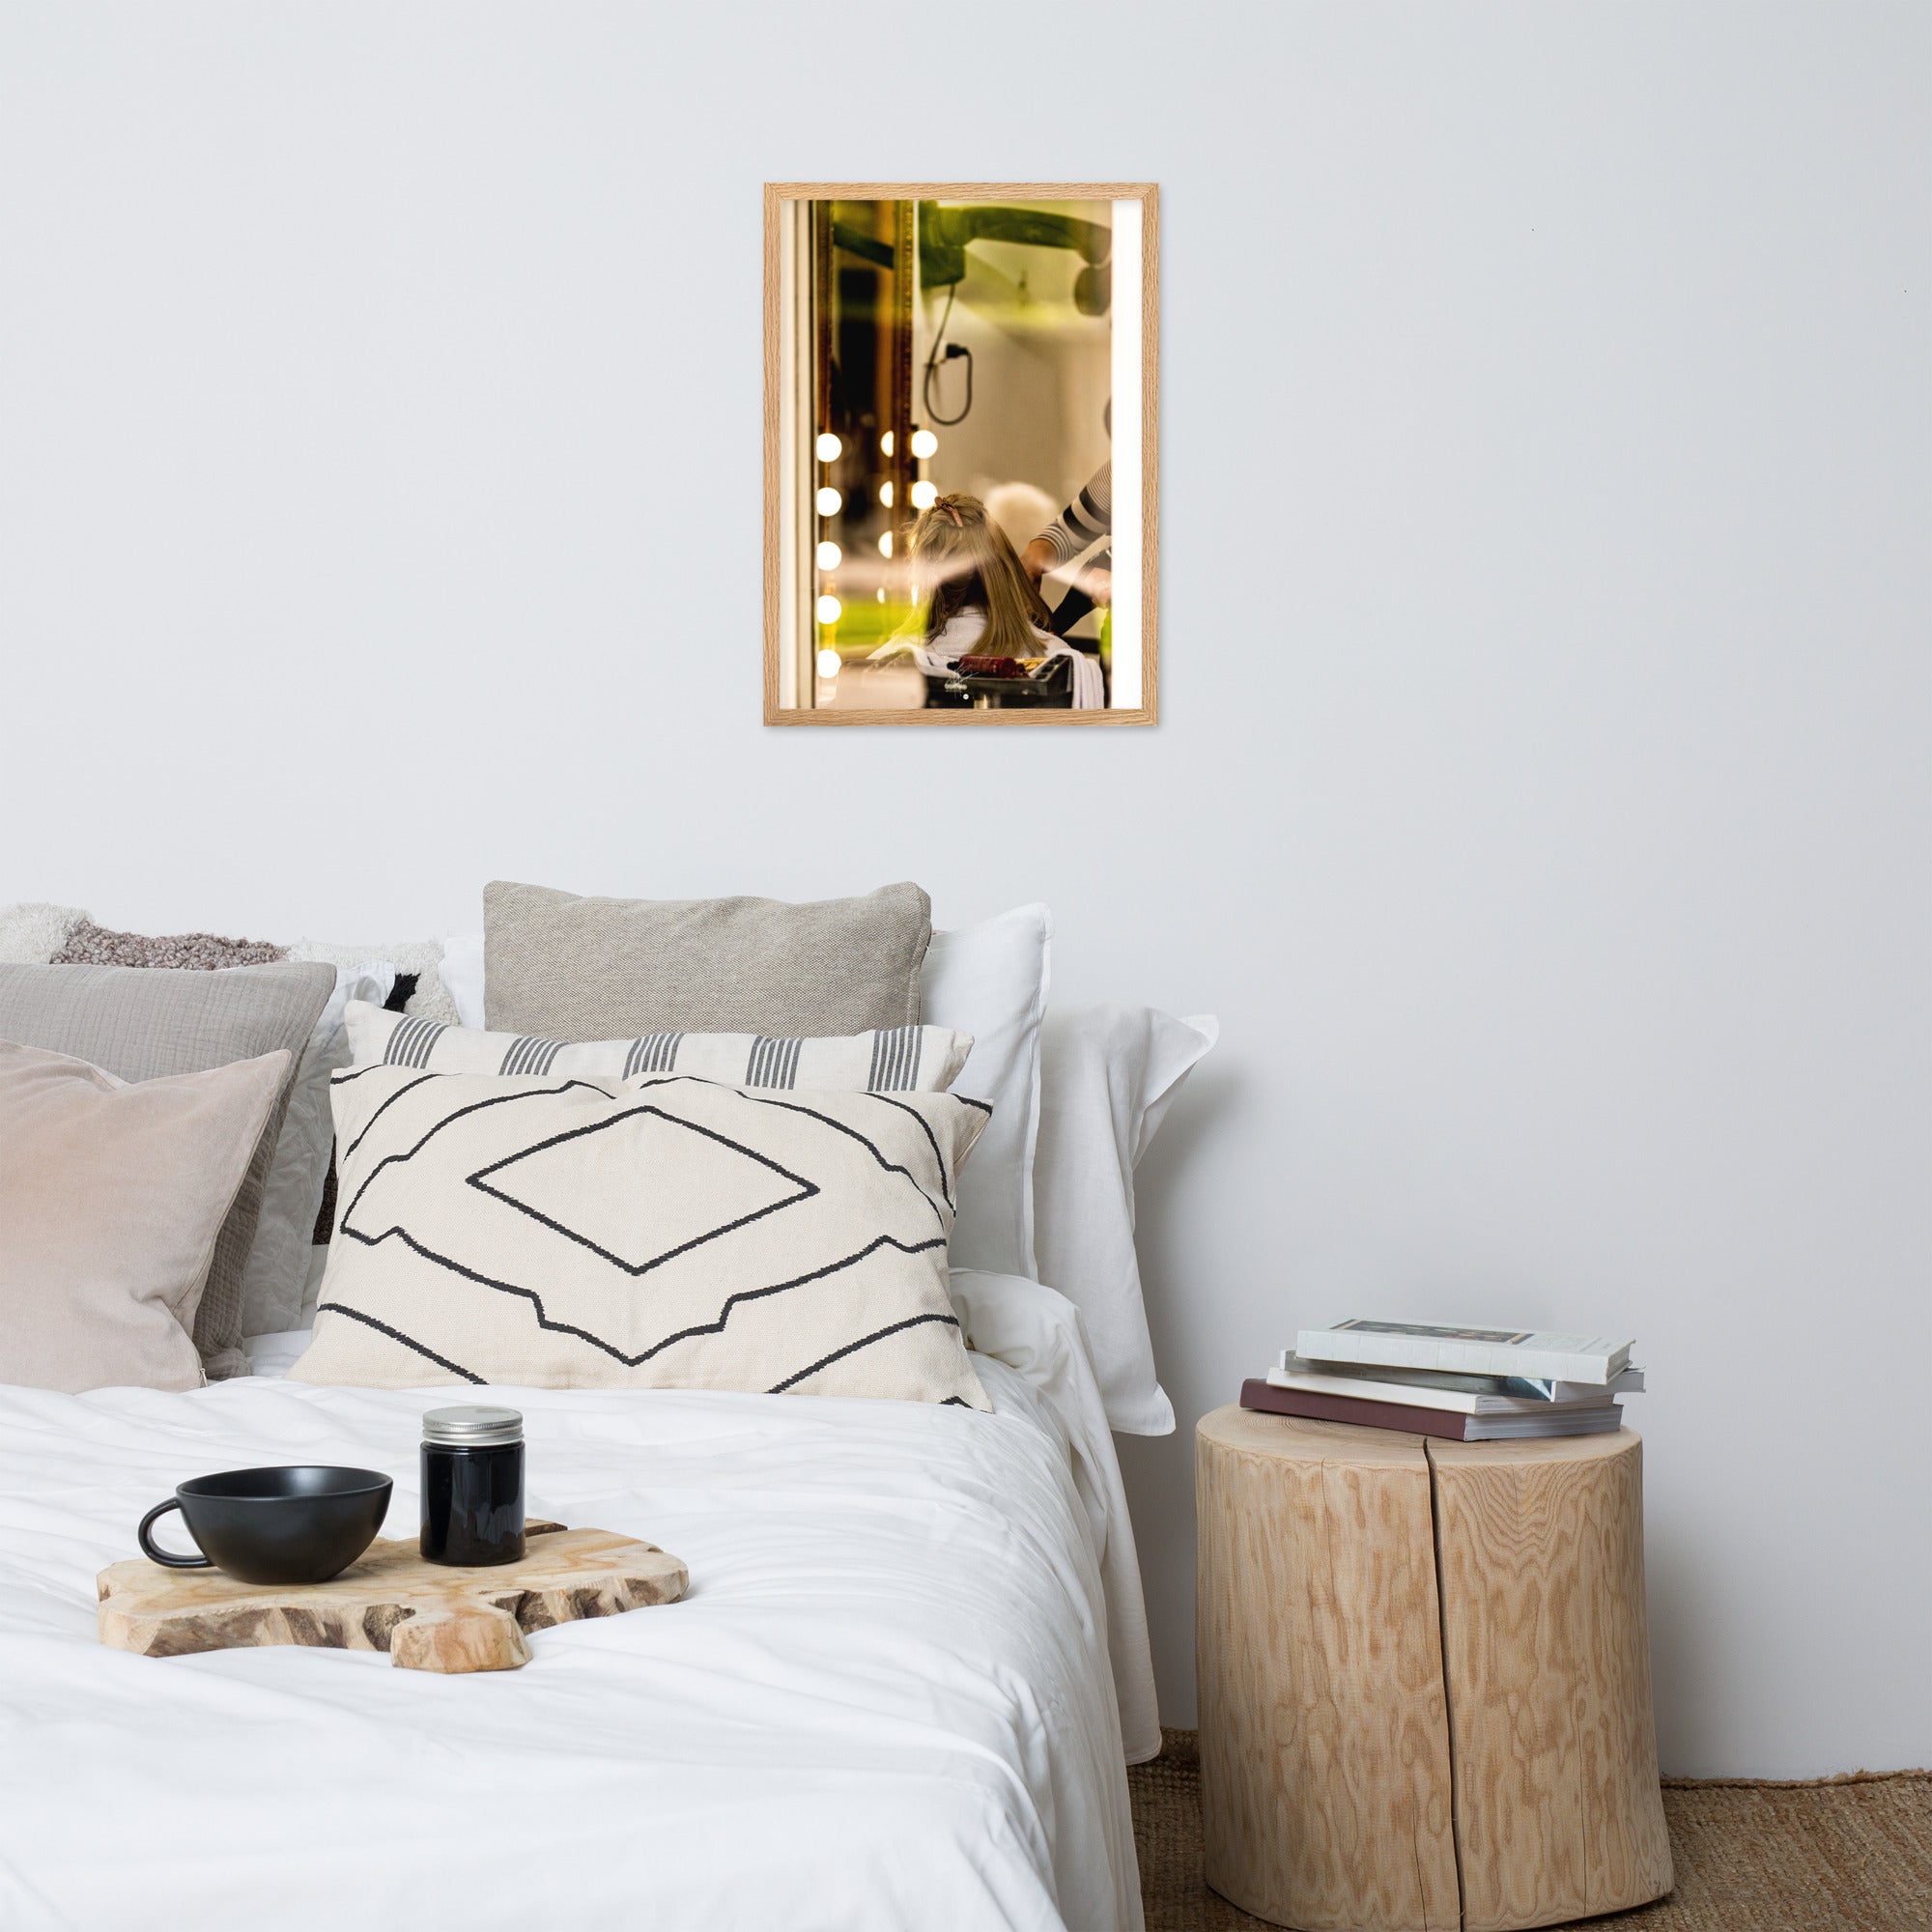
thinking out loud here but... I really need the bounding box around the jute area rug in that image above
[1128,1730,1931,1932]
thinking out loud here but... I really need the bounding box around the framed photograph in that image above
[764,183,1157,725]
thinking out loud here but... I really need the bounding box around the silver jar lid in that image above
[422,1405,523,1447]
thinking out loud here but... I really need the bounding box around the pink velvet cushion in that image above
[0,1040,290,1393]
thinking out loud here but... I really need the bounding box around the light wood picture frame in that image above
[764,183,1158,726]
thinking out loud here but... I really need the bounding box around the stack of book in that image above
[1240,1319,1643,1441]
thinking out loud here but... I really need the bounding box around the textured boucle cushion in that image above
[51,919,285,970]
[0,960,334,1378]
[483,881,931,1040]
[289,1065,990,1406]
[0,1041,290,1392]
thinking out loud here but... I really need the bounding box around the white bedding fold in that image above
[0,1328,1148,1931]
[242,1267,1163,1766]
[947,1268,1160,1764]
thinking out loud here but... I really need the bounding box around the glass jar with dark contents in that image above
[420,1406,525,1567]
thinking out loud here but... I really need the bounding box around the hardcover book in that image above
[1240,1378,1625,1442]
[1294,1320,1634,1385]
[1270,1355,1642,1415]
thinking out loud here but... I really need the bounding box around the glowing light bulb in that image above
[877,531,894,558]
[815,486,841,517]
[814,432,842,463]
[878,481,894,509]
[816,648,842,679]
[910,428,938,460]
[877,587,886,603]
[815,594,842,625]
[909,479,938,511]
[879,431,895,458]
[815,540,841,571]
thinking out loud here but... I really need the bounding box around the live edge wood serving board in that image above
[98,1523,688,1673]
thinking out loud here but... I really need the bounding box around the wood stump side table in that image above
[1195,1406,1672,1932]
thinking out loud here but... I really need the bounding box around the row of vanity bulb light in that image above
[813,430,939,676]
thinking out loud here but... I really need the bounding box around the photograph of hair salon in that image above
[770,193,1148,717]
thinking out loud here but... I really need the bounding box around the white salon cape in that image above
[872,610,1105,710]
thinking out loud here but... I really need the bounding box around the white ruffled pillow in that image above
[1032,1005,1217,1435]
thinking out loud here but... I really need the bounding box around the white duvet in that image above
[0,1272,1151,1932]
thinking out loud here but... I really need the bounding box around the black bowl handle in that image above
[138,1497,213,1569]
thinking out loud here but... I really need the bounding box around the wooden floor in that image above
[1128,1730,1932,1932]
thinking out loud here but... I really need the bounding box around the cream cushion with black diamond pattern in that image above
[286,1065,991,1406]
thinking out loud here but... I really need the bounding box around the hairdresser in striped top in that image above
[1021,462,1111,609]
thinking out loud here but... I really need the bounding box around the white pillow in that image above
[1032,1005,1217,1435]
[439,930,486,1028]
[921,905,1052,1281]
[286,937,460,1024]
[0,901,88,962]
[238,962,395,1338]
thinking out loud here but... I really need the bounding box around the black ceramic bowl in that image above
[138,1466,392,1585]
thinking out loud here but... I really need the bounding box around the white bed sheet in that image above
[0,1290,1149,1932]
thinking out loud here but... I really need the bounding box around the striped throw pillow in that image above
[343,1003,974,1094]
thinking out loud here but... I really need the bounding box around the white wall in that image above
[1,3,1925,1776]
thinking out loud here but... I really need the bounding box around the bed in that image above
[0,1269,1154,1932]
[0,898,1206,1932]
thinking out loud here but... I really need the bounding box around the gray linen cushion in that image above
[0,960,334,1378]
[484,881,931,1039]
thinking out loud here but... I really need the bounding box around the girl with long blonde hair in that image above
[874,493,1104,708]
